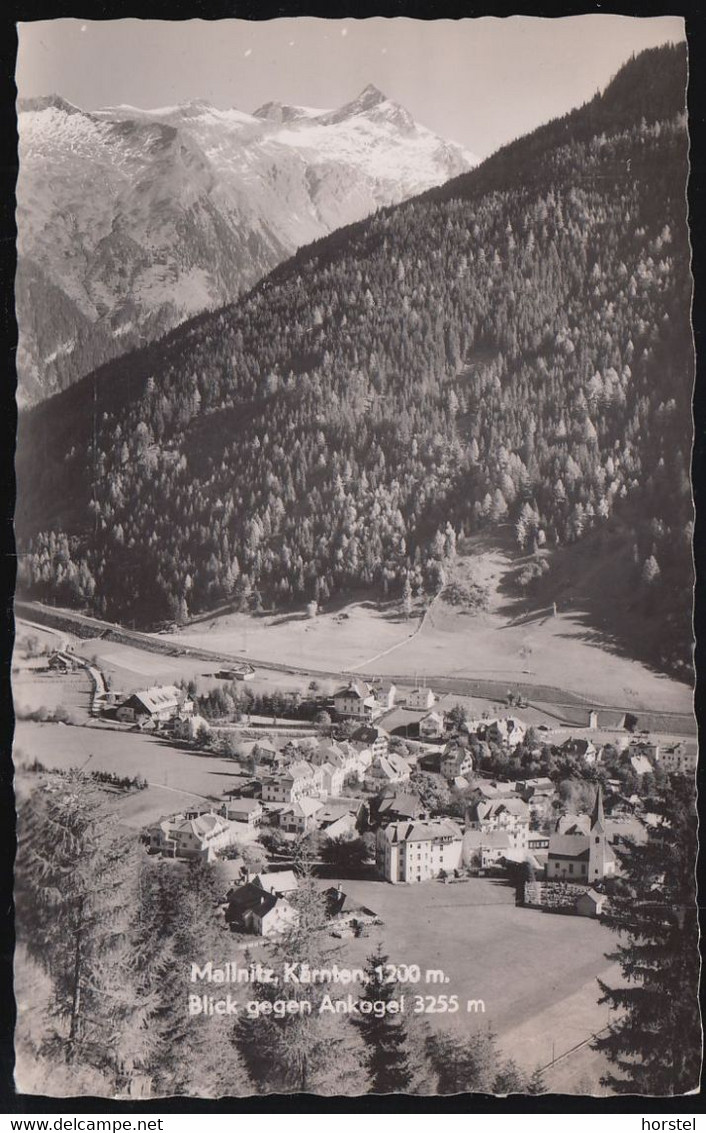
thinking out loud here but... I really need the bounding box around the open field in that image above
[16,581,695,734]
[14,720,242,828]
[12,668,93,722]
[317,874,620,1086]
[159,535,694,720]
[159,600,421,677]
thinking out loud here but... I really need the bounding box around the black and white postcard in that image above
[10,14,700,1099]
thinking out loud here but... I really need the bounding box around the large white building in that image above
[376,818,463,884]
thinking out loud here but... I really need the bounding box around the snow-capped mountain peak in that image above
[16,86,479,404]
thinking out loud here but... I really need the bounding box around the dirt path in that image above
[348,588,444,672]
[16,600,694,729]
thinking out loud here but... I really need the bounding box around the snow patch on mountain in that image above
[17,87,478,404]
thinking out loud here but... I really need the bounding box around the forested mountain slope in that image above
[16,45,692,674]
[16,86,474,404]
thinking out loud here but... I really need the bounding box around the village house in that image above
[528,831,550,851]
[318,799,365,829]
[333,679,381,720]
[215,664,255,681]
[516,777,554,801]
[630,737,660,762]
[48,650,76,673]
[351,724,389,760]
[251,741,282,767]
[557,737,598,764]
[547,787,615,882]
[416,748,443,774]
[377,817,463,883]
[373,682,397,711]
[308,741,347,768]
[222,798,264,827]
[225,883,299,937]
[516,777,555,819]
[484,717,526,747]
[251,871,299,896]
[462,829,511,871]
[279,796,322,834]
[364,751,411,792]
[260,760,318,804]
[148,810,235,862]
[320,811,359,840]
[318,761,345,797]
[371,790,425,827]
[324,884,381,930]
[280,795,324,835]
[468,797,530,849]
[440,742,474,781]
[116,684,193,724]
[575,888,607,918]
[406,687,436,711]
[555,813,591,836]
[419,710,446,739]
[657,742,697,776]
[630,752,654,777]
[466,779,517,801]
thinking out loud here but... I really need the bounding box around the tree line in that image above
[16,45,691,675]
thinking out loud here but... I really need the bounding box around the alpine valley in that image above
[16,45,693,678]
[16,84,476,404]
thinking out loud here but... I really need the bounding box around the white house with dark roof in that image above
[333,680,381,720]
[469,797,530,848]
[365,751,411,792]
[223,798,264,827]
[117,684,192,723]
[148,810,236,861]
[261,761,319,804]
[280,795,324,835]
[419,710,446,739]
[226,882,299,936]
[557,737,598,764]
[440,742,474,781]
[318,761,345,797]
[376,818,463,883]
[351,724,389,759]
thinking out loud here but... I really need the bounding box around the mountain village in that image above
[18,638,695,943]
[11,29,698,1099]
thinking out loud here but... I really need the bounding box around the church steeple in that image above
[590,785,605,834]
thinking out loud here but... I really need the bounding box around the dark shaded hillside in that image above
[16,44,692,675]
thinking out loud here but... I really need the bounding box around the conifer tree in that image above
[353,945,417,1093]
[15,774,139,1085]
[593,776,700,1094]
[427,1026,501,1094]
[128,858,252,1097]
[231,863,363,1093]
